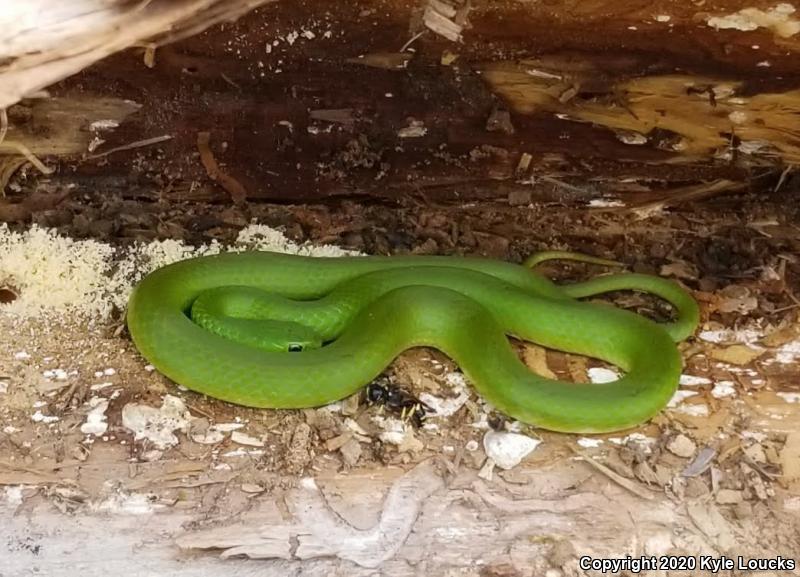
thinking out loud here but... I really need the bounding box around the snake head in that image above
[280,322,324,352]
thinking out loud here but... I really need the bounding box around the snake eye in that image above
[287,344,303,352]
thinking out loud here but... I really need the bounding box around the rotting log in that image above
[0,1,799,203]
[0,0,276,109]
[3,460,785,574]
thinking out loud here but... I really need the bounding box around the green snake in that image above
[126,250,699,433]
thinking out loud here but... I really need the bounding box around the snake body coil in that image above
[127,251,699,433]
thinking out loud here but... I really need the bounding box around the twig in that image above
[186,402,214,420]
[774,164,793,193]
[539,175,594,197]
[627,179,747,219]
[0,109,7,146]
[572,451,655,501]
[86,134,173,159]
[220,73,241,90]
[0,141,54,174]
[399,30,427,53]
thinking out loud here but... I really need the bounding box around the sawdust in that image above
[0,223,356,319]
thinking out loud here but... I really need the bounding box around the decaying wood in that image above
[2,459,788,576]
[0,0,276,109]
[481,62,800,165]
[3,97,141,156]
[178,461,444,566]
[0,1,797,202]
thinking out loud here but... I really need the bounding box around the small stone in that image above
[241,483,264,494]
[716,489,743,504]
[667,434,696,458]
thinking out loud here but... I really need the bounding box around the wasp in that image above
[366,382,433,428]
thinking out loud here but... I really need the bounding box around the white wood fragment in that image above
[80,397,109,435]
[231,431,265,447]
[121,395,192,450]
[483,430,540,470]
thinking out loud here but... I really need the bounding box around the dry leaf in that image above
[709,344,766,365]
[440,50,459,66]
[717,285,758,314]
[660,260,699,281]
[761,323,800,348]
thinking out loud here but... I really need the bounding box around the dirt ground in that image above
[1,0,800,575]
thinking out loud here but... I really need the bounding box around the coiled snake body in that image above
[127,251,698,433]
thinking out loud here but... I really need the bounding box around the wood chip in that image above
[686,501,737,551]
[779,432,800,488]
[660,260,699,281]
[522,345,557,379]
[231,431,265,447]
[325,433,353,452]
[340,438,362,466]
[667,434,697,458]
[423,5,462,41]
[715,489,742,504]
